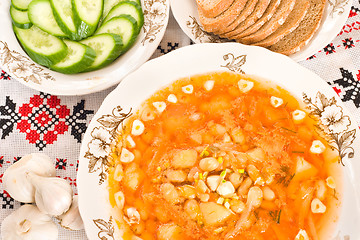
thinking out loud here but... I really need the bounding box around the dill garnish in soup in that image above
[107,72,341,240]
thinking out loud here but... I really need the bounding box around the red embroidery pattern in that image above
[17,94,69,149]
[0,92,94,150]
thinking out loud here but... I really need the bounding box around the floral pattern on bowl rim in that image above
[0,0,170,95]
[77,43,360,240]
[169,0,352,62]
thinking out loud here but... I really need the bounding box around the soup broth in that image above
[108,72,341,240]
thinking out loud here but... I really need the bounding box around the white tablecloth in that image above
[1,4,360,239]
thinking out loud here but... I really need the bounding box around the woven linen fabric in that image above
[1,3,360,239]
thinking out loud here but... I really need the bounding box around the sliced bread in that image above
[196,0,236,18]
[268,0,326,55]
[221,0,271,38]
[253,0,310,47]
[198,0,248,33]
[227,0,281,39]
[237,0,296,44]
[215,0,259,35]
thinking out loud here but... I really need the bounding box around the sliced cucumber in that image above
[80,33,123,71]
[103,0,122,20]
[13,25,67,67]
[10,5,32,29]
[11,0,33,11]
[28,0,67,38]
[103,1,143,33]
[50,40,96,74]
[72,0,104,39]
[50,0,79,40]
[96,15,137,53]
[102,0,140,20]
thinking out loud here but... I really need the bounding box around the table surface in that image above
[1,3,360,239]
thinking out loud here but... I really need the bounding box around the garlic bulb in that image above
[1,204,58,240]
[28,173,73,216]
[58,196,84,230]
[3,153,55,203]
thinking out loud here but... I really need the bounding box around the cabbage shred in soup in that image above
[108,72,341,240]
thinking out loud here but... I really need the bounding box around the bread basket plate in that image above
[77,43,360,239]
[0,0,169,96]
[170,0,352,62]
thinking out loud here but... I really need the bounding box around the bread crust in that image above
[215,0,260,35]
[195,0,327,56]
[221,0,271,38]
[198,0,248,33]
[253,0,310,47]
[268,0,326,55]
[196,0,236,18]
[227,0,281,39]
[237,0,296,44]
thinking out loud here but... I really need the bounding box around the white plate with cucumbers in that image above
[0,0,170,95]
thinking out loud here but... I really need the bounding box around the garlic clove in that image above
[153,101,167,113]
[295,229,310,240]
[3,153,55,203]
[28,173,73,216]
[292,110,306,123]
[58,196,84,231]
[114,191,125,209]
[182,84,194,94]
[326,176,336,189]
[114,164,124,182]
[131,119,145,136]
[120,148,135,163]
[167,94,178,103]
[126,135,136,148]
[204,80,215,91]
[311,198,326,214]
[310,140,326,154]
[270,96,284,108]
[1,204,58,240]
[237,79,254,93]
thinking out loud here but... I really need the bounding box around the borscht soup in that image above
[107,72,341,240]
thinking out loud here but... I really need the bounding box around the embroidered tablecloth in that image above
[1,3,360,239]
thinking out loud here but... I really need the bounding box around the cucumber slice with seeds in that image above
[11,0,140,73]
[11,0,33,11]
[102,0,140,21]
[50,40,96,74]
[72,0,104,39]
[28,0,67,38]
[96,15,137,53]
[80,33,123,71]
[10,5,32,29]
[103,1,143,33]
[13,25,67,67]
[50,0,79,40]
